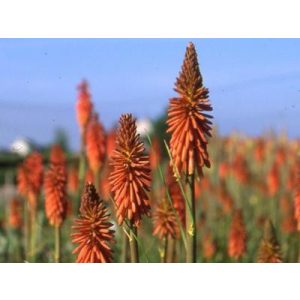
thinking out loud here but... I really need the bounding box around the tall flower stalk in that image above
[153,198,179,262]
[8,197,23,260]
[44,145,68,262]
[76,80,93,208]
[109,114,151,263]
[294,158,300,230]
[293,156,300,259]
[228,209,247,261]
[85,113,106,190]
[167,42,213,262]
[17,151,43,262]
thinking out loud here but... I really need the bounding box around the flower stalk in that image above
[186,173,196,262]
[54,225,61,263]
[121,230,129,263]
[166,42,213,263]
[128,222,139,263]
[166,237,176,263]
[29,208,37,262]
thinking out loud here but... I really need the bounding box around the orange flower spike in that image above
[153,200,180,240]
[228,209,247,260]
[202,231,216,260]
[71,183,115,263]
[149,137,161,171]
[17,151,43,209]
[267,162,280,197]
[254,138,266,162]
[68,166,79,194]
[280,195,296,233]
[8,198,22,229]
[99,176,110,200]
[109,114,151,226]
[257,219,282,263]
[85,113,106,174]
[85,169,94,185]
[294,159,300,230]
[287,165,297,190]
[50,144,66,165]
[218,180,234,215]
[282,214,297,234]
[280,195,291,214]
[44,146,68,227]
[218,162,230,179]
[17,166,27,197]
[106,129,117,159]
[76,80,93,132]
[99,167,111,200]
[66,198,73,217]
[169,183,185,226]
[167,42,213,176]
[195,176,212,200]
[232,154,250,185]
[275,146,286,166]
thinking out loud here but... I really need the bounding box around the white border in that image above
[0,263,298,300]
[0,0,299,37]
[0,1,299,299]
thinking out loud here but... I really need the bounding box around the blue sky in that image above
[0,39,299,150]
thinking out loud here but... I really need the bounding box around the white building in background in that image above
[10,138,31,156]
[136,118,153,137]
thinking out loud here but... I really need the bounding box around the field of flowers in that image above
[0,42,298,263]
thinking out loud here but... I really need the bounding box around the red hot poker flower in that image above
[153,200,180,240]
[17,151,43,209]
[149,137,162,171]
[267,162,280,197]
[109,114,151,226]
[71,183,115,263]
[228,209,247,260]
[167,42,213,176]
[85,113,106,174]
[294,159,300,230]
[202,231,216,260]
[68,166,79,194]
[8,198,22,229]
[76,80,93,132]
[50,144,66,165]
[44,144,68,227]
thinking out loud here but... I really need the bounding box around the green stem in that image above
[273,197,279,229]
[24,200,30,262]
[121,229,128,263]
[162,236,168,263]
[94,169,100,192]
[166,236,176,263]
[110,196,150,262]
[30,208,36,262]
[54,226,61,263]
[79,134,86,183]
[297,232,300,263]
[186,173,196,263]
[129,223,139,263]
[294,232,299,263]
[164,140,193,222]
[78,131,86,210]
[146,136,187,249]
